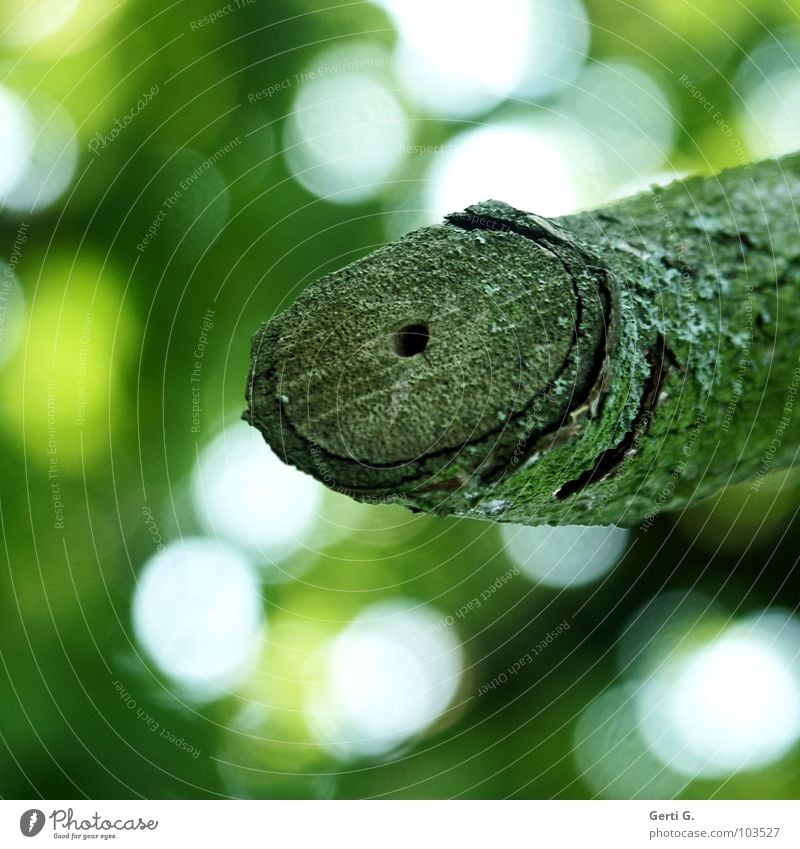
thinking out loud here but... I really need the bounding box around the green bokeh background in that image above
[2,0,800,799]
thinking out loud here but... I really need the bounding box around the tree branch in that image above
[244,154,800,526]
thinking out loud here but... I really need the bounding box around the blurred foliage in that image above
[2,0,800,800]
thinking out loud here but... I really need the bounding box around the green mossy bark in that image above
[245,154,800,527]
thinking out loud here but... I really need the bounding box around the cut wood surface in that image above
[245,154,800,527]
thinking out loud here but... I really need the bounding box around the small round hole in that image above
[392,322,429,357]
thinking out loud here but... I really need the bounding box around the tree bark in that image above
[245,154,800,527]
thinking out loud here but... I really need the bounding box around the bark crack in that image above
[554,334,673,500]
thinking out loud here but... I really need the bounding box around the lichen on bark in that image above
[244,154,800,526]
